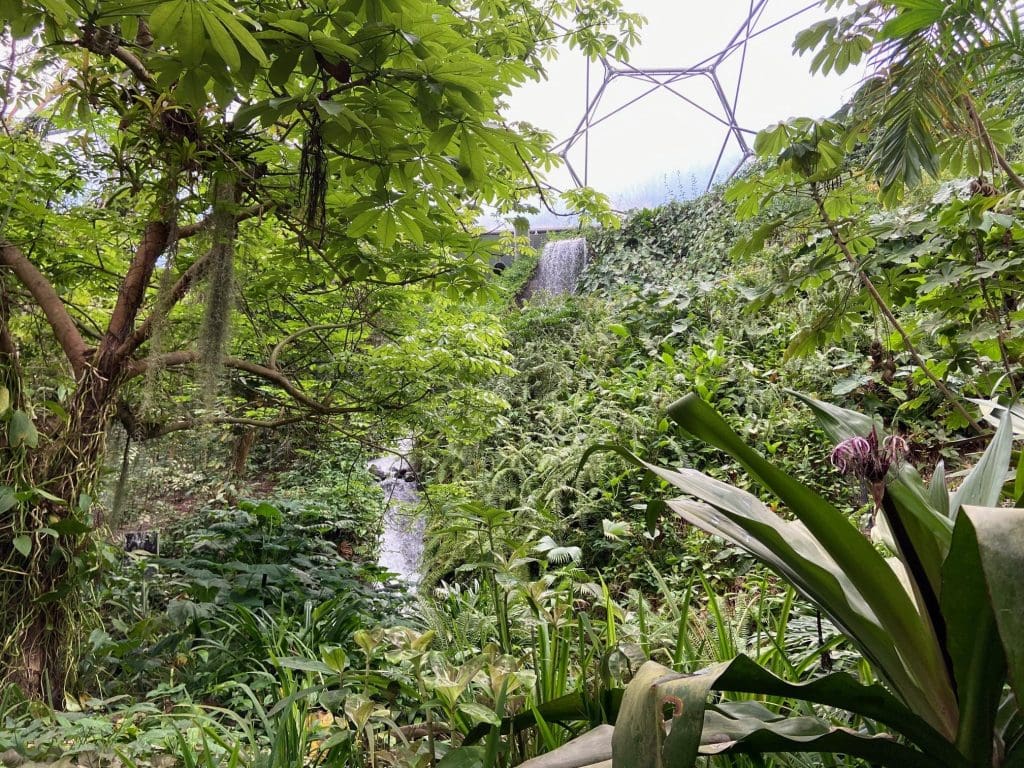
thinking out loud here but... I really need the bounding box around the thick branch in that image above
[121,247,213,357]
[101,220,170,367]
[127,350,360,415]
[152,414,310,438]
[0,240,89,376]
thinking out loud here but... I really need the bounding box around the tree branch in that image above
[176,204,268,240]
[0,240,89,376]
[102,220,170,365]
[126,350,362,415]
[269,323,353,370]
[152,414,311,438]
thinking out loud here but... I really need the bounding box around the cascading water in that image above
[521,237,587,299]
[369,439,424,583]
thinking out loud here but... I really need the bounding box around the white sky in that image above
[506,0,865,220]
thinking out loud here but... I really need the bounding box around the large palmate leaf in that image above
[611,659,958,768]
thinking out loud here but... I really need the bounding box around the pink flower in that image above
[830,427,909,482]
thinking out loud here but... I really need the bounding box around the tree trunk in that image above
[3,366,119,706]
[231,427,256,479]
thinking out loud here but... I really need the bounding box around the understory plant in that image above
[604,392,1023,766]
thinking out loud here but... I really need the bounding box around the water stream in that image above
[372,238,587,583]
[369,439,423,583]
[520,237,588,299]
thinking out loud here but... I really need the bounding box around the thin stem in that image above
[811,185,986,435]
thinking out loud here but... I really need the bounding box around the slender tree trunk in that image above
[231,427,256,479]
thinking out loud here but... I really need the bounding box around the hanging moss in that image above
[198,176,237,408]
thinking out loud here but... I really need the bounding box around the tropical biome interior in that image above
[1,1,1024,767]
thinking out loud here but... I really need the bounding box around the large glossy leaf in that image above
[940,510,1006,766]
[666,493,926,712]
[665,393,956,735]
[612,660,955,768]
[964,505,1024,712]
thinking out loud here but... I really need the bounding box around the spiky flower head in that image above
[830,427,908,483]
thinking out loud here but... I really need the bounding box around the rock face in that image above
[369,438,423,583]
[521,237,587,299]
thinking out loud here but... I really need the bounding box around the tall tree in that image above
[0,0,642,703]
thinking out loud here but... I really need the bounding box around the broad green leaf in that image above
[9,409,38,448]
[275,656,334,675]
[436,746,486,768]
[12,534,31,557]
[208,2,268,65]
[199,7,240,71]
[148,0,187,42]
[941,511,1006,765]
[460,701,501,727]
[950,411,1013,517]
[614,660,951,768]
[788,390,880,442]
[666,393,955,732]
[964,505,1024,713]
[50,517,91,536]
[0,487,16,514]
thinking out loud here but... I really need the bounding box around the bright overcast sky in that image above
[507,0,865,218]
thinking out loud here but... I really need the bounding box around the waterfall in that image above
[369,439,424,583]
[521,237,587,299]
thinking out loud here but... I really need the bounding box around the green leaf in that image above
[964,505,1024,714]
[665,393,954,730]
[176,0,204,67]
[435,746,486,768]
[209,2,268,66]
[613,659,951,768]
[148,0,187,42]
[941,511,1006,765]
[275,656,334,675]
[199,7,240,71]
[460,701,501,726]
[13,535,31,557]
[950,410,1013,517]
[0,385,9,415]
[0,487,16,514]
[8,409,38,448]
[51,517,92,536]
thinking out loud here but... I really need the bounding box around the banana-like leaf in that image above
[941,510,1006,765]
[612,660,958,768]
[578,435,948,734]
[666,393,956,736]
[963,505,1024,713]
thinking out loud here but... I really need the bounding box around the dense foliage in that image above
[3,0,1024,767]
